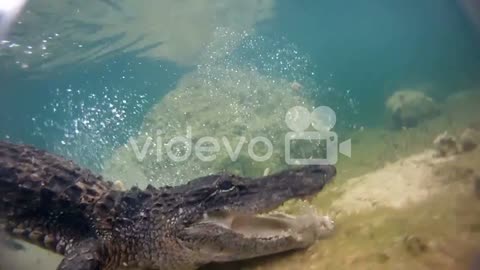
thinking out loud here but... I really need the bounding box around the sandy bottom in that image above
[217,141,480,270]
[331,150,457,214]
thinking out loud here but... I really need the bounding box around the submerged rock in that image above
[474,175,480,199]
[386,89,440,129]
[404,235,429,256]
[103,68,318,187]
[460,128,479,153]
[432,129,479,158]
[433,131,459,157]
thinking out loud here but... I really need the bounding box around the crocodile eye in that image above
[218,180,235,192]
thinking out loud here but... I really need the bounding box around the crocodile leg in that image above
[58,238,107,270]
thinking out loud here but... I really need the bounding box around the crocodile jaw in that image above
[199,209,335,240]
[180,209,335,264]
[173,165,336,265]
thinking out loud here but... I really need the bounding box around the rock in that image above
[103,68,318,186]
[404,235,428,256]
[386,89,440,129]
[433,131,459,157]
[432,129,479,158]
[469,223,480,233]
[474,175,480,199]
[459,128,479,153]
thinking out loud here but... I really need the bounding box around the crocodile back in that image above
[0,140,114,253]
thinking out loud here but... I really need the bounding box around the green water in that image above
[0,0,479,269]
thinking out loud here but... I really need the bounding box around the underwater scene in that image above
[1,0,480,269]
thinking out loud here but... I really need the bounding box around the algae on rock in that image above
[386,89,440,129]
[103,67,317,187]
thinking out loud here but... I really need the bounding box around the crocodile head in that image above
[161,165,336,265]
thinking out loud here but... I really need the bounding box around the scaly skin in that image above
[0,141,336,270]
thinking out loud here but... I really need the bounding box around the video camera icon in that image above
[284,106,351,165]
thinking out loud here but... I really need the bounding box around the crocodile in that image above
[0,140,336,270]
